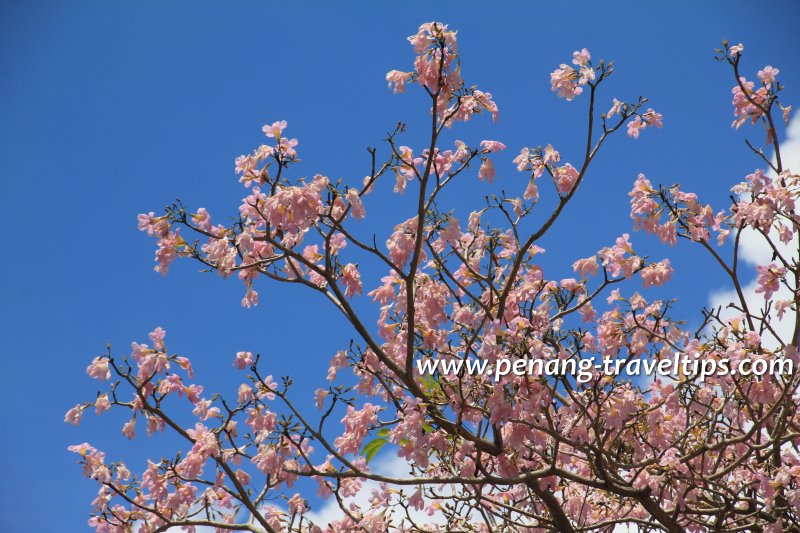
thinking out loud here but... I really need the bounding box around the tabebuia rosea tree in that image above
[66,22,800,532]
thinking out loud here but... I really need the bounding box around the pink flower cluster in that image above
[732,168,797,233]
[626,108,663,139]
[514,144,582,198]
[550,48,595,100]
[259,175,327,235]
[597,234,643,279]
[729,60,791,129]
[629,174,728,246]
[334,404,380,455]
[386,22,499,127]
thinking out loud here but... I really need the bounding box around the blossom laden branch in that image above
[69,25,800,533]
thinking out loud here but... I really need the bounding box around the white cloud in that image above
[305,454,408,526]
[304,453,446,528]
[708,115,799,347]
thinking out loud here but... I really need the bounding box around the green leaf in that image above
[362,437,387,463]
[420,373,438,394]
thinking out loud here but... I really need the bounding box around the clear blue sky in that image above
[1,1,798,531]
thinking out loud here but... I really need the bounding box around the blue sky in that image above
[1,1,798,531]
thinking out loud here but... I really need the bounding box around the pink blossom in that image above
[154,229,183,275]
[478,159,496,182]
[446,90,499,124]
[137,211,156,234]
[86,357,111,380]
[287,493,308,515]
[543,144,560,165]
[186,423,220,459]
[513,147,531,172]
[174,356,193,378]
[262,120,287,139]
[394,168,409,194]
[122,419,135,440]
[341,263,363,298]
[190,208,212,232]
[550,64,583,100]
[202,234,236,276]
[510,197,524,217]
[579,301,597,323]
[192,399,220,421]
[246,406,276,433]
[146,415,165,435]
[277,137,299,158]
[314,388,329,410]
[233,351,254,370]
[65,405,85,426]
[409,488,425,511]
[781,104,792,125]
[573,256,599,277]
[572,48,591,67]
[439,216,462,246]
[407,22,455,54]
[138,212,169,237]
[327,350,349,382]
[627,117,646,139]
[261,177,326,234]
[238,383,254,404]
[183,383,203,404]
[775,299,792,319]
[241,284,259,308]
[778,223,793,244]
[328,232,348,255]
[252,446,281,476]
[629,174,657,215]
[149,327,166,351]
[560,278,579,292]
[640,259,674,287]
[255,376,278,402]
[479,140,506,154]
[386,70,413,93]
[94,394,110,414]
[598,234,642,278]
[523,178,538,201]
[346,189,366,220]
[731,77,769,129]
[70,443,108,483]
[642,108,663,128]
[67,442,96,457]
[334,404,379,455]
[574,54,595,84]
[413,53,441,93]
[386,217,419,267]
[302,244,323,264]
[757,65,779,85]
[554,163,579,193]
[607,98,624,118]
[754,263,785,300]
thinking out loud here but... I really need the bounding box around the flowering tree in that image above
[67,23,799,533]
